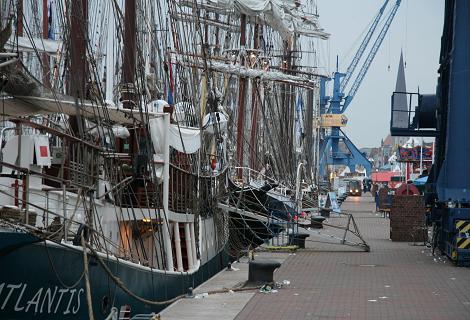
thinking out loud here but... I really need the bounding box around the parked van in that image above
[348,180,362,196]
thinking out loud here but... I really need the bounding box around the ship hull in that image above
[228,210,284,252]
[0,231,228,319]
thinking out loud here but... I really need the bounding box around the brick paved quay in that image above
[160,195,470,319]
[236,195,470,320]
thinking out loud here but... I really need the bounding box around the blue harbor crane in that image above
[319,0,401,179]
[390,0,470,266]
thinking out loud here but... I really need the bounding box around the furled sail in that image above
[173,55,323,88]
[6,36,62,54]
[206,0,330,40]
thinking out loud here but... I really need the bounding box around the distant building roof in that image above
[369,147,381,157]
[383,134,393,147]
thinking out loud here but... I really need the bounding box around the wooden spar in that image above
[42,0,51,88]
[122,0,136,110]
[171,12,239,32]
[249,23,259,170]
[69,0,87,99]
[42,0,47,40]
[270,65,323,77]
[236,14,247,179]
[10,118,102,151]
[16,0,23,36]
[68,0,87,138]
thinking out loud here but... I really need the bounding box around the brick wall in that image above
[378,187,391,210]
[390,195,426,242]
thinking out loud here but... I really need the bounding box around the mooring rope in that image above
[84,241,263,306]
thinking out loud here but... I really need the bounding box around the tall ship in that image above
[203,0,329,253]
[0,0,230,318]
[0,0,328,319]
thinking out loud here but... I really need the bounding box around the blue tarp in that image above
[413,176,428,186]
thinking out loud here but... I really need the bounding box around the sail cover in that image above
[206,0,329,40]
[173,55,323,88]
[149,117,201,154]
[6,36,62,54]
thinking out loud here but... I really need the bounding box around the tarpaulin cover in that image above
[149,117,201,155]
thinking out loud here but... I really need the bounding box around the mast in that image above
[67,0,87,139]
[305,83,314,178]
[68,0,87,100]
[279,38,294,181]
[66,0,88,242]
[16,0,23,36]
[122,0,136,110]
[42,0,50,87]
[105,1,116,101]
[249,23,259,170]
[236,14,247,179]
[289,37,297,178]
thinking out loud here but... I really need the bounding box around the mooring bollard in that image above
[288,233,310,248]
[247,260,281,284]
[320,207,332,217]
[187,287,194,298]
[311,216,326,229]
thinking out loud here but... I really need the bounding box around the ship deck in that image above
[160,195,470,319]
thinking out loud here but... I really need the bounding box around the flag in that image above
[167,59,175,105]
[167,88,174,105]
[295,91,304,152]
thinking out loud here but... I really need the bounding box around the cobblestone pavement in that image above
[236,195,470,320]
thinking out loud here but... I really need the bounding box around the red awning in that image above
[371,172,398,182]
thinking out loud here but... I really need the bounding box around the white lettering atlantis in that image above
[14,284,27,311]
[40,286,58,314]
[63,289,76,315]
[25,288,43,314]
[72,289,84,314]
[53,288,68,314]
[0,284,84,315]
[1,284,21,310]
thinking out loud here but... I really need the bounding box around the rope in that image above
[84,240,262,306]
[104,307,118,320]
[44,240,86,289]
[81,235,95,320]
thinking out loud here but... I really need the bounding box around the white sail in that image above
[6,36,62,54]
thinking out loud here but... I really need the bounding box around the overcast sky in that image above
[315,0,444,148]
